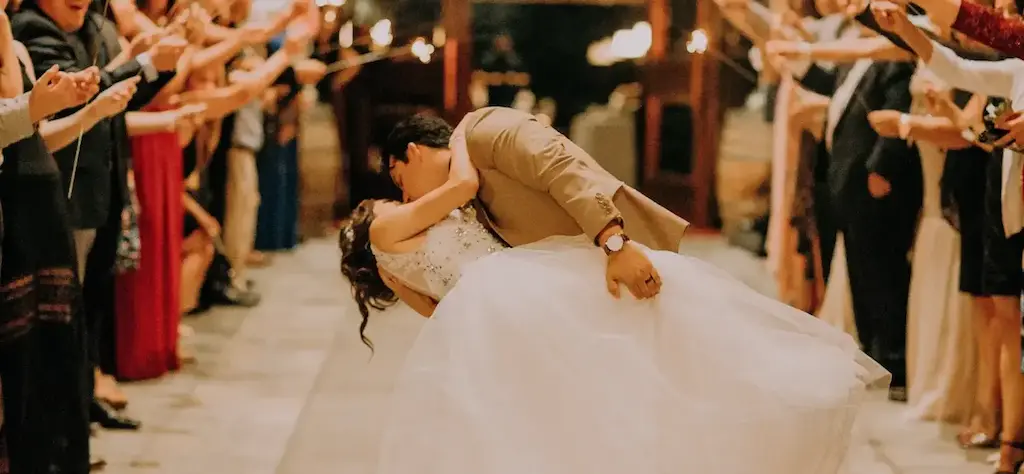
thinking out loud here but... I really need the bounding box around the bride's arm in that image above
[369,119,479,247]
[380,267,437,318]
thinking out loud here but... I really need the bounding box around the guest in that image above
[778,25,923,401]
[255,32,303,252]
[12,0,184,420]
[0,3,107,471]
[870,2,1024,469]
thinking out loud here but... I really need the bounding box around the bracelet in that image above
[898,113,912,141]
[960,128,978,143]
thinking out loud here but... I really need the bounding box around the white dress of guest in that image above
[903,65,977,422]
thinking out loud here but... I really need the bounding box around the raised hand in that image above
[992,110,1024,148]
[867,110,905,138]
[293,58,327,85]
[130,29,163,57]
[173,102,207,128]
[29,65,97,121]
[88,76,141,119]
[148,35,189,72]
[284,26,311,57]
[871,1,914,34]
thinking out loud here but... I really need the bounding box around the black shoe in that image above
[90,398,141,430]
[888,386,908,403]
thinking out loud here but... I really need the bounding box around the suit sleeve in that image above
[866,63,915,179]
[16,30,143,90]
[474,115,624,243]
[794,63,838,96]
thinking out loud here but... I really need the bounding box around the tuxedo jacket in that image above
[797,61,922,221]
[12,7,171,229]
[460,107,689,252]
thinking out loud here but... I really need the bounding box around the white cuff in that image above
[135,52,159,82]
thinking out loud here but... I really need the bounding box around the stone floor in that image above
[92,235,992,474]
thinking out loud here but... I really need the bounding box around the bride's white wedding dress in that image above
[372,207,889,474]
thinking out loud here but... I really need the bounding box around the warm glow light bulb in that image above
[411,37,435,63]
[370,19,393,47]
[686,29,709,54]
[338,21,354,48]
[432,26,446,47]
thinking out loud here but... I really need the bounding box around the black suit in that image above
[799,61,923,386]
[12,6,169,230]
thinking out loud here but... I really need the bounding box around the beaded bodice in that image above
[372,207,507,300]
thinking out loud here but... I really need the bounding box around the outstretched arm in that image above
[798,36,914,62]
[369,119,480,249]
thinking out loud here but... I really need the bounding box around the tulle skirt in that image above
[378,236,890,474]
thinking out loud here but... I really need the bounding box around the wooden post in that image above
[690,0,722,228]
[643,0,669,184]
[443,0,473,122]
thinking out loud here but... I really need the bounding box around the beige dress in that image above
[766,77,808,309]
[904,68,976,422]
[817,235,858,340]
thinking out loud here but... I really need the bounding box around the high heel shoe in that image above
[995,440,1024,474]
[89,398,141,431]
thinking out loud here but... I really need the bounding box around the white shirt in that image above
[925,42,1024,237]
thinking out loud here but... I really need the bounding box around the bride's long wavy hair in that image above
[339,200,398,351]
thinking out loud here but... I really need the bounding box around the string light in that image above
[432,26,446,47]
[338,21,354,48]
[370,19,393,47]
[686,29,709,54]
[411,37,435,63]
[587,21,653,66]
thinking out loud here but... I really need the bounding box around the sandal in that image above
[960,430,1001,450]
[994,440,1024,474]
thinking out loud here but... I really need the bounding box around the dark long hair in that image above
[338,200,398,351]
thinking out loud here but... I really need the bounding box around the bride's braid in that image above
[339,200,398,352]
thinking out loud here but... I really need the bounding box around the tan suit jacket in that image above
[460,107,689,252]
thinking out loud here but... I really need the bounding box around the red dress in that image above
[114,129,183,380]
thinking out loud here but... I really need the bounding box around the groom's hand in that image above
[606,243,662,299]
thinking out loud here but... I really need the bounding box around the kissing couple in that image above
[339,107,888,473]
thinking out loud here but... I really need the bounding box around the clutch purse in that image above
[114,173,142,274]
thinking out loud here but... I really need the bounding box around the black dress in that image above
[0,66,91,474]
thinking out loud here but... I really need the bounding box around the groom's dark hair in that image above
[384,114,453,163]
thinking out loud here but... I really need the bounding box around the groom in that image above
[383,107,690,299]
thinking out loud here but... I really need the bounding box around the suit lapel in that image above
[826,59,874,151]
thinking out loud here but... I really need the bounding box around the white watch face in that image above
[606,235,624,252]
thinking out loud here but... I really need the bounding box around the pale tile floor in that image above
[92,236,992,474]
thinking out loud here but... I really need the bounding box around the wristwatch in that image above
[602,233,630,255]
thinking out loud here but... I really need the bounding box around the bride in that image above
[339,114,889,474]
